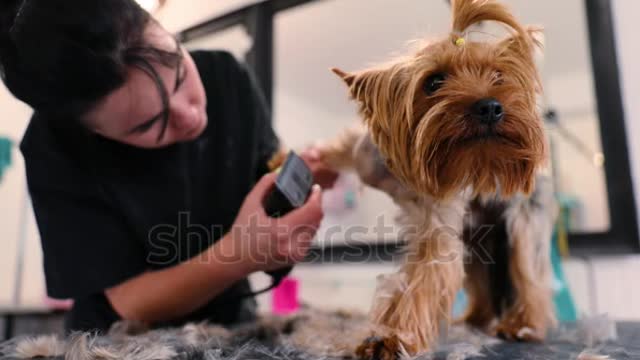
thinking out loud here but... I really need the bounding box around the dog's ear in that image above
[497,27,543,58]
[330,67,386,107]
[497,27,544,94]
[331,66,400,128]
[331,68,355,87]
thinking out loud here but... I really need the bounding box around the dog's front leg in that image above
[310,125,367,170]
[495,177,557,341]
[356,198,467,359]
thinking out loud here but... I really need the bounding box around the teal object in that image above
[550,231,578,322]
[344,190,356,209]
[0,137,12,181]
[553,193,579,322]
[452,288,468,318]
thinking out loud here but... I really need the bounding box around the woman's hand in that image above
[216,172,324,275]
[106,172,321,324]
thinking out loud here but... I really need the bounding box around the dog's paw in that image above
[355,335,401,360]
[493,310,547,342]
[457,309,495,330]
[267,149,288,171]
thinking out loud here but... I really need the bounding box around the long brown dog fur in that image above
[314,0,557,358]
[332,0,545,200]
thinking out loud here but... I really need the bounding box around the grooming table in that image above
[0,310,639,360]
[433,322,640,359]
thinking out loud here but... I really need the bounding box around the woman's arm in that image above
[105,172,323,324]
[104,232,250,324]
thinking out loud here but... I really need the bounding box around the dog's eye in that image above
[423,73,447,95]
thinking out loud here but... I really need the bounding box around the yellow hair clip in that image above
[455,37,466,47]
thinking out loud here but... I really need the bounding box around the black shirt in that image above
[20,50,279,332]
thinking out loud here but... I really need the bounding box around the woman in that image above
[0,0,335,332]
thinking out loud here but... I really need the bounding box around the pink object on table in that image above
[271,277,299,315]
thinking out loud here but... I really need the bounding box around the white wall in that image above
[155,0,260,33]
[0,83,44,308]
[611,0,640,235]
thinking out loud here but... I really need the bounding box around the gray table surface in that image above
[429,322,640,360]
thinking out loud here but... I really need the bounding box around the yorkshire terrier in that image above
[311,0,558,358]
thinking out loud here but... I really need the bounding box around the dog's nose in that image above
[471,98,504,125]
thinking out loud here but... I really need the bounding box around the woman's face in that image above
[84,24,207,148]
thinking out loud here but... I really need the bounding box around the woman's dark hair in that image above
[0,0,181,133]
